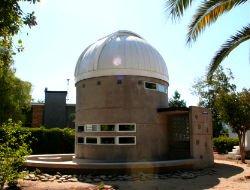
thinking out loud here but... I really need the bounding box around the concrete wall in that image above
[245,130,250,151]
[189,106,214,168]
[75,76,169,161]
[75,76,214,166]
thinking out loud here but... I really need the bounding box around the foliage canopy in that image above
[192,66,236,137]
[0,0,39,124]
[165,0,250,79]
[168,90,187,108]
[215,89,250,163]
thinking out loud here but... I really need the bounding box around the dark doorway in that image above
[168,114,190,159]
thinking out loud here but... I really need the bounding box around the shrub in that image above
[28,127,75,154]
[0,119,32,190]
[213,136,239,154]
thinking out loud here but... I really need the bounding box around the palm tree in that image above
[165,0,250,79]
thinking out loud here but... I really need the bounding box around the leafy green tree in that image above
[0,119,32,189]
[165,0,250,79]
[0,0,39,124]
[193,66,236,137]
[169,90,187,108]
[0,2,39,188]
[215,89,250,163]
[0,0,39,49]
[0,66,32,124]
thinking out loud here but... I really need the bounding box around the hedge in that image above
[3,127,240,155]
[27,127,75,154]
[213,136,239,154]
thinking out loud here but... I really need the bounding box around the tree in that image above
[0,119,32,189]
[215,89,250,163]
[192,66,236,137]
[165,0,250,79]
[0,0,39,48]
[0,0,39,124]
[169,90,187,108]
[0,67,32,124]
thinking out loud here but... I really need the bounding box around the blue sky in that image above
[15,0,250,105]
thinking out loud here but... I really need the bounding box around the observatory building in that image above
[74,30,213,168]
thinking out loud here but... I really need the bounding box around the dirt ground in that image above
[14,154,250,190]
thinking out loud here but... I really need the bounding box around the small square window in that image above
[145,82,157,89]
[119,124,135,131]
[97,81,101,85]
[78,126,84,132]
[78,137,84,144]
[118,137,135,144]
[86,137,97,144]
[100,125,115,131]
[82,84,85,88]
[85,124,98,132]
[117,80,122,84]
[101,137,115,144]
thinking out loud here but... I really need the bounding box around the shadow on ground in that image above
[15,161,247,190]
[106,162,245,190]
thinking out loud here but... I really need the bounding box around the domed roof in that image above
[75,30,169,83]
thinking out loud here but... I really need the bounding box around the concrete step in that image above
[231,149,240,154]
[227,152,241,159]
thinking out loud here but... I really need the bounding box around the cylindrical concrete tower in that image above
[74,30,169,161]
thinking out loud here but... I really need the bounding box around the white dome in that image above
[75,30,169,83]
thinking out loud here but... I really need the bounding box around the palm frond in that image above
[187,0,248,44]
[165,0,193,20]
[207,24,250,79]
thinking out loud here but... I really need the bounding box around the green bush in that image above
[213,136,239,154]
[28,127,75,154]
[0,119,31,190]
[0,123,75,189]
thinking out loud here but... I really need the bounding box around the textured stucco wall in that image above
[75,76,214,166]
[75,75,169,161]
[189,106,214,168]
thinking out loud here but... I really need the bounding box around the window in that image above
[100,124,115,131]
[86,137,97,144]
[157,84,168,93]
[79,123,136,146]
[144,81,167,94]
[100,137,115,144]
[145,82,157,90]
[85,124,98,132]
[77,137,84,144]
[84,124,115,132]
[118,137,136,145]
[118,124,136,132]
[78,126,84,132]
[82,124,136,132]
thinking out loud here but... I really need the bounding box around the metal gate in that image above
[168,114,190,159]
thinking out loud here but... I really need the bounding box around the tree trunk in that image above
[238,131,246,163]
[0,183,4,190]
